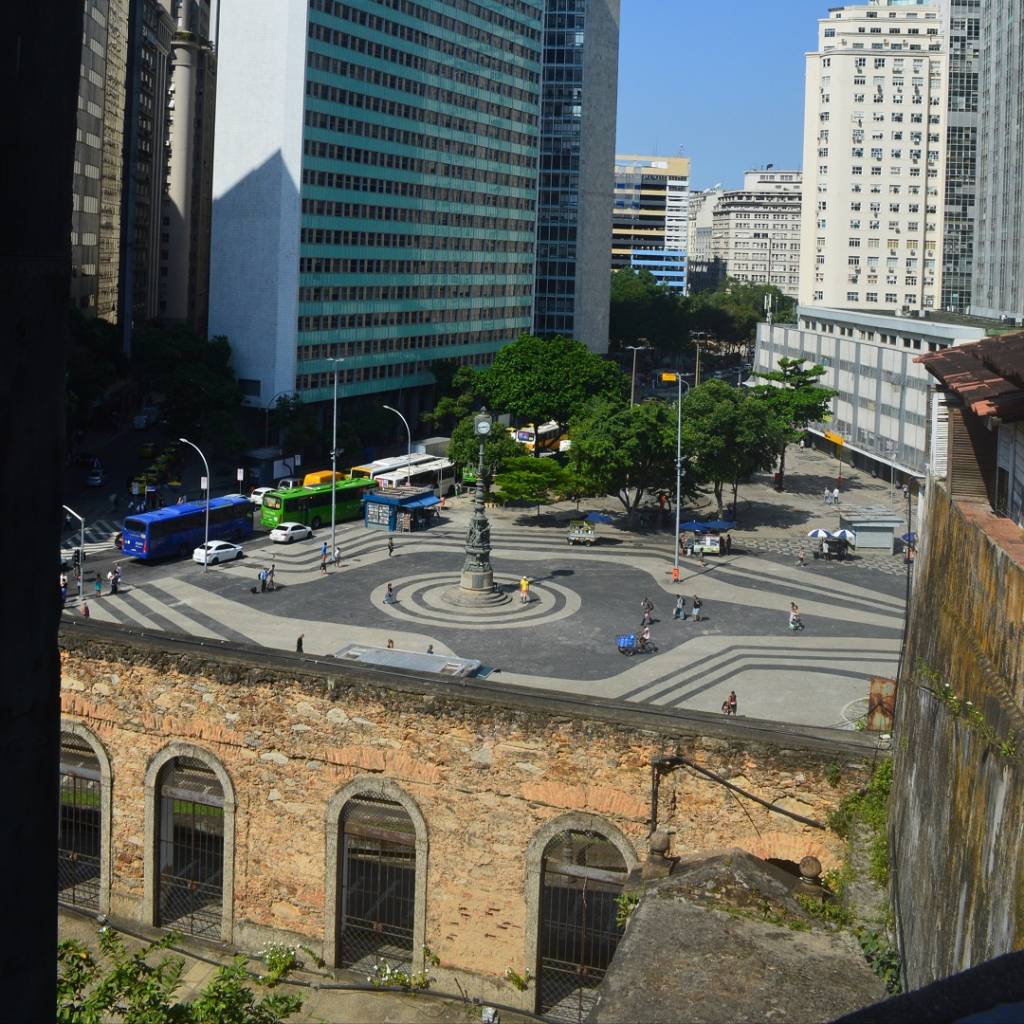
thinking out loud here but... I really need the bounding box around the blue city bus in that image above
[121,496,253,561]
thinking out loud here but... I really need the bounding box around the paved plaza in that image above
[71,447,910,729]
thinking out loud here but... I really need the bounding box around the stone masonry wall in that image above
[60,631,873,1006]
[891,483,1024,989]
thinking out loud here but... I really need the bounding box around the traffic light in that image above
[72,548,81,568]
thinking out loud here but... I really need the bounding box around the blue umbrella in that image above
[701,519,737,531]
[807,528,832,539]
[679,520,710,532]
[585,511,614,524]
[900,531,917,544]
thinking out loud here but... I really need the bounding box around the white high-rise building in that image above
[687,185,724,293]
[712,170,802,299]
[799,0,948,314]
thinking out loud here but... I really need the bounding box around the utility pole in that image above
[327,358,344,555]
[625,343,649,406]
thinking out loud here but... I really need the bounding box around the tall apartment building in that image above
[209,0,544,423]
[971,0,1024,321]
[711,169,802,299]
[687,185,725,293]
[120,0,175,335]
[160,0,218,334]
[799,0,948,314]
[611,154,689,293]
[534,0,619,350]
[937,0,980,313]
[71,0,130,318]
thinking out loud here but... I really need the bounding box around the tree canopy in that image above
[680,380,783,514]
[609,267,689,353]
[419,362,481,433]
[491,454,569,514]
[752,357,835,487]
[690,279,796,352]
[568,396,687,515]
[482,333,628,440]
[448,412,520,493]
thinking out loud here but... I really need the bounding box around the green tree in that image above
[681,380,783,515]
[57,928,302,1024]
[568,397,686,517]
[448,413,520,494]
[752,357,836,488]
[269,395,321,459]
[491,455,569,514]
[608,267,689,354]
[482,333,628,449]
[690,279,796,353]
[419,363,482,433]
[132,325,245,457]
[66,311,128,440]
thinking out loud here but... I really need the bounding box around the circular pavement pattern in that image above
[372,573,582,630]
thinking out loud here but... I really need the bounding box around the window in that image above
[59,729,108,911]
[847,292,860,302]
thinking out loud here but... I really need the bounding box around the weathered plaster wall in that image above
[891,484,1024,989]
[60,630,872,1005]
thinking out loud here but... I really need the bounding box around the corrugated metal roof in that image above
[915,332,1024,421]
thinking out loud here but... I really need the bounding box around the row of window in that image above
[304,69,537,134]
[309,0,541,67]
[299,256,533,276]
[298,303,528,332]
[297,328,509,362]
[302,138,535,192]
[300,197,533,233]
[299,228,533,255]
[303,107,535,172]
[299,282,532,303]
[299,350,495,388]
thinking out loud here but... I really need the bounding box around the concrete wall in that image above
[891,483,1024,988]
[59,629,872,1007]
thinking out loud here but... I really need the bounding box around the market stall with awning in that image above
[362,486,440,533]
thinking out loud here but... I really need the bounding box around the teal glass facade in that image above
[295,0,543,408]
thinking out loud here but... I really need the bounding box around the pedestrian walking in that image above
[387,536,395,557]
[268,563,276,591]
[384,583,396,605]
[333,545,341,567]
[520,576,530,604]
[728,690,738,716]
[59,583,67,607]
[789,601,805,631]
[798,548,806,567]
[386,638,395,649]
[699,551,707,568]
[94,575,102,600]
[319,555,328,576]
[320,540,328,561]
[427,644,434,654]
[295,634,304,653]
[639,623,652,652]
[823,487,831,505]
[106,569,115,595]
[641,596,654,616]
[641,607,653,628]
[692,595,703,622]
[81,601,90,618]
[673,595,686,620]
[832,487,840,506]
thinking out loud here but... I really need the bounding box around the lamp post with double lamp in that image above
[660,373,690,582]
[179,437,210,571]
[625,344,649,406]
[62,504,85,604]
[382,404,412,483]
[327,357,344,555]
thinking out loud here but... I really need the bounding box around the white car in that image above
[192,540,243,565]
[250,487,274,507]
[269,521,313,544]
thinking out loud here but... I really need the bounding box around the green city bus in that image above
[260,478,377,530]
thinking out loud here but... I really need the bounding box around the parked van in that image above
[277,477,303,490]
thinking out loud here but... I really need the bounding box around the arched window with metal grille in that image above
[537,828,630,1023]
[155,755,225,938]
[336,794,417,971]
[58,730,104,910]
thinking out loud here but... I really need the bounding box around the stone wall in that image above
[59,628,875,1007]
[891,483,1024,988]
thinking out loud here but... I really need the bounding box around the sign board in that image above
[867,676,897,732]
[236,467,244,482]
[824,430,845,447]
[660,372,678,383]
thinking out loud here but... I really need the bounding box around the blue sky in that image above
[615,0,828,189]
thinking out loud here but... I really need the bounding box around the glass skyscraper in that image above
[210,0,544,424]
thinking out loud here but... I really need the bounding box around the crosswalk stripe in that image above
[127,587,226,640]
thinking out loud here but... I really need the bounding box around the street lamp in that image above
[659,373,691,583]
[327,358,344,555]
[62,504,85,605]
[691,332,708,387]
[382,404,412,484]
[625,344,649,406]
[179,437,210,571]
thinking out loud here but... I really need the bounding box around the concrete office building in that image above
[120,0,175,334]
[687,185,725,294]
[971,0,1024,321]
[611,154,689,293]
[534,0,619,350]
[937,0,980,314]
[754,305,990,479]
[712,170,802,300]
[209,0,544,422]
[161,0,218,334]
[71,0,130,318]
[800,0,948,314]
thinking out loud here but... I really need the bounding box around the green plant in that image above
[258,943,300,986]
[827,760,892,886]
[368,959,431,990]
[504,966,533,992]
[854,718,867,732]
[422,945,441,968]
[615,890,641,927]
[856,928,902,994]
[298,944,325,970]
[825,761,842,787]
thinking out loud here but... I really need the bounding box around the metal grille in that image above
[538,830,628,1023]
[157,757,224,938]
[337,795,416,970]
[58,733,101,909]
